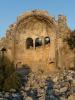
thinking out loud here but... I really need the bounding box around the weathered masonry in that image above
[0,10,71,71]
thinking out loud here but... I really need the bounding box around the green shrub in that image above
[0,55,21,91]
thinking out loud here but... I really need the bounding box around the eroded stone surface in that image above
[0,10,72,71]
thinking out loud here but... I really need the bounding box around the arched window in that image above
[35,38,42,47]
[44,36,50,45]
[26,38,33,49]
[0,47,6,55]
[1,47,6,52]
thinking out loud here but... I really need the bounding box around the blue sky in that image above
[0,0,75,37]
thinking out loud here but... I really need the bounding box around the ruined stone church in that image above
[0,10,72,71]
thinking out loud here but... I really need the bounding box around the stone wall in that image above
[0,10,72,71]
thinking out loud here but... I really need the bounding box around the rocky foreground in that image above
[0,69,75,100]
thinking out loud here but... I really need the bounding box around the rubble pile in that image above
[22,70,75,100]
[0,69,75,100]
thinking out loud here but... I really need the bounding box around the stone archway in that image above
[44,36,50,45]
[35,38,42,47]
[14,10,59,70]
[26,37,33,49]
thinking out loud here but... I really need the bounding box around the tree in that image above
[66,30,75,70]
[0,49,21,91]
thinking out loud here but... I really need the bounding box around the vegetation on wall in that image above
[65,30,75,70]
[0,50,21,91]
